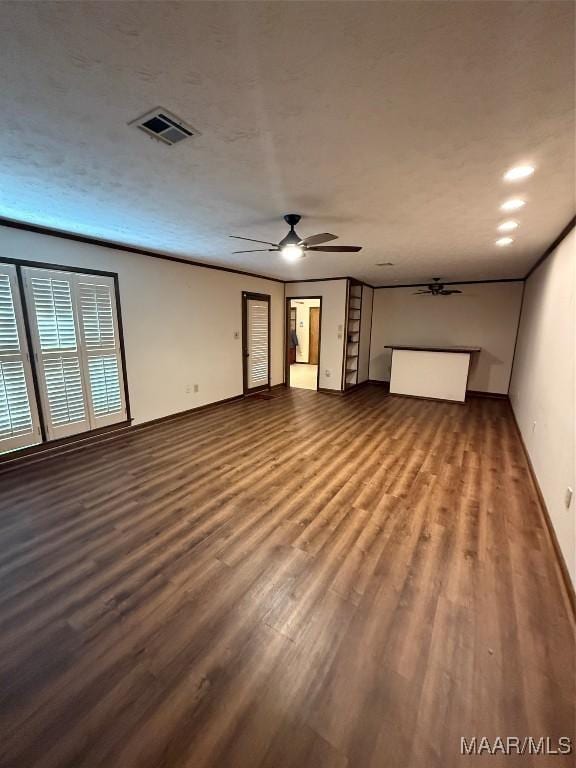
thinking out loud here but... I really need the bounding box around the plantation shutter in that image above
[245,295,270,391]
[0,264,41,453]
[23,267,127,439]
[77,276,126,427]
[22,267,90,440]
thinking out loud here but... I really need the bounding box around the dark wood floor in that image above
[0,386,574,768]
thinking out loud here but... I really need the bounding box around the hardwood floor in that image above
[0,386,574,768]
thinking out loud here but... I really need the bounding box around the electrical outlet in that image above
[325,369,331,378]
[185,384,191,394]
[234,331,240,340]
[193,384,199,393]
[565,487,573,509]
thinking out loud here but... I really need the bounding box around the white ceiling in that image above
[1,1,574,285]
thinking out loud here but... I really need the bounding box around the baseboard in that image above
[0,393,245,474]
[509,403,576,619]
[131,393,245,432]
[467,389,508,399]
[386,392,467,405]
[317,387,345,396]
[0,384,295,474]
[343,380,370,393]
[368,379,391,392]
[0,421,133,474]
[365,380,508,401]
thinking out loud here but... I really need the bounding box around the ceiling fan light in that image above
[282,244,303,261]
[495,237,514,247]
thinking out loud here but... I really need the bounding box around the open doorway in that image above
[286,297,322,390]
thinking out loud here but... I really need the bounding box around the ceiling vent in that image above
[129,107,199,146]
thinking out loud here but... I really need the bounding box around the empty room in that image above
[0,2,574,767]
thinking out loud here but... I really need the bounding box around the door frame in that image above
[242,291,271,395]
[285,296,322,391]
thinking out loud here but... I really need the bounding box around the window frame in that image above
[0,257,131,457]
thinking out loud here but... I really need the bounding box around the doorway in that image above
[242,292,271,394]
[285,297,321,391]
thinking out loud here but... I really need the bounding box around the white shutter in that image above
[77,277,126,427]
[23,268,127,438]
[23,268,90,440]
[246,297,270,390]
[0,264,41,454]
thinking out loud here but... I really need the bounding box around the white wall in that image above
[0,225,285,425]
[369,282,523,394]
[510,228,575,588]
[286,280,347,390]
[291,298,320,363]
[358,285,373,384]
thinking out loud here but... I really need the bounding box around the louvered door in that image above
[242,292,270,393]
[0,264,41,453]
[23,268,91,440]
[77,276,126,428]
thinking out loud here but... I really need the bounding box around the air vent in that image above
[129,107,200,146]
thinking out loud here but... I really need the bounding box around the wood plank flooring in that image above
[0,386,574,768]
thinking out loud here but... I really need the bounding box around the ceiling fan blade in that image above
[413,290,431,294]
[232,248,278,254]
[230,235,279,247]
[298,232,338,247]
[441,289,462,295]
[307,245,362,252]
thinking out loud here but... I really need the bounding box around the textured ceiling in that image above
[0,1,574,285]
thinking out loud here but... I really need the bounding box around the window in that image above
[0,261,127,456]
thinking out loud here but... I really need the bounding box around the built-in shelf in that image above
[344,280,363,389]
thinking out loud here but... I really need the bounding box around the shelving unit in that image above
[344,280,363,389]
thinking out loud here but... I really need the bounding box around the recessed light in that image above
[501,198,526,212]
[504,165,535,182]
[282,244,303,261]
[498,220,519,232]
[496,237,514,247]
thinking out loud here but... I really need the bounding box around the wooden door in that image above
[288,307,297,365]
[242,292,270,394]
[309,307,320,365]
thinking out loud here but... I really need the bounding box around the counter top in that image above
[385,345,481,353]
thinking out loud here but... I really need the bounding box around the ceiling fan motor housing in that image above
[280,214,302,246]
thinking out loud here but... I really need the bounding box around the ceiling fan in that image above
[230,214,362,261]
[413,278,462,296]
